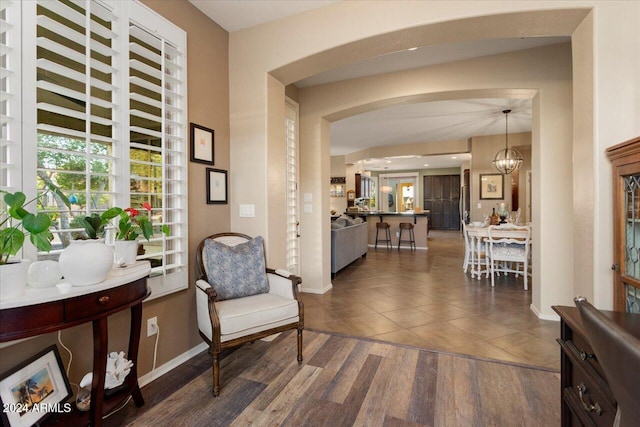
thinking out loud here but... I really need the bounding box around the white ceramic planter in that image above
[59,240,113,286]
[0,259,31,299]
[113,240,139,266]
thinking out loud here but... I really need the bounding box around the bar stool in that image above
[398,222,416,250]
[375,222,392,250]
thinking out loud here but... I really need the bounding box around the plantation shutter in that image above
[34,0,119,248]
[285,100,299,274]
[0,0,21,195]
[14,0,188,298]
[128,14,187,285]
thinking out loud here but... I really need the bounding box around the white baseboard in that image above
[529,304,560,321]
[300,282,332,294]
[138,342,208,387]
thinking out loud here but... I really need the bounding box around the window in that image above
[285,99,299,274]
[9,0,188,299]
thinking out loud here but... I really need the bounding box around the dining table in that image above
[466,223,532,280]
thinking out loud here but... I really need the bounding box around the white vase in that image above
[113,240,139,266]
[27,260,62,288]
[0,259,31,299]
[59,240,113,286]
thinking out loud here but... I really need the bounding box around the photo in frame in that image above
[479,173,504,200]
[206,168,228,204]
[190,123,215,165]
[0,345,72,427]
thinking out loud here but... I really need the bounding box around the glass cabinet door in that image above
[608,136,640,313]
[623,173,640,313]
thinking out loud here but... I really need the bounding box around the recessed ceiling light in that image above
[407,47,418,51]
[451,156,457,159]
[423,164,429,167]
[385,160,392,164]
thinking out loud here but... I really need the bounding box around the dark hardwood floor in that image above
[303,230,559,370]
[106,330,560,426]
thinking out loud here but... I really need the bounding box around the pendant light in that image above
[492,109,523,174]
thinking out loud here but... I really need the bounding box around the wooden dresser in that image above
[553,305,640,426]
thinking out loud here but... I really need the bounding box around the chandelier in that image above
[492,109,523,174]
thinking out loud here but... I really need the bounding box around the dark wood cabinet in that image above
[553,305,640,427]
[355,173,372,199]
[0,275,150,426]
[423,174,460,230]
[606,136,640,313]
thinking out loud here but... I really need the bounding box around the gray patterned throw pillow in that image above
[203,236,269,301]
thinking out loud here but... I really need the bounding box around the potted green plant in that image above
[113,203,170,265]
[0,186,69,298]
[77,208,123,239]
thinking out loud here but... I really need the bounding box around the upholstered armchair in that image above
[195,233,304,396]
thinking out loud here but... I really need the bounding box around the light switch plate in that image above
[239,204,255,217]
[304,203,313,214]
[303,193,312,203]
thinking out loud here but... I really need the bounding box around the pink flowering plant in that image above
[115,202,169,241]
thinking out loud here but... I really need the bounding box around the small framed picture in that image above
[479,173,504,200]
[190,123,215,165]
[206,168,228,204]
[0,345,72,427]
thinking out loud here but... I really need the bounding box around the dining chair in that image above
[461,220,489,278]
[486,224,531,289]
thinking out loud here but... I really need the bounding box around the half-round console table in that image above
[0,268,151,427]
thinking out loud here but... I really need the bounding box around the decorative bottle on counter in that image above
[490,208,500,225]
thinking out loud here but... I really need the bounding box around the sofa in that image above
[331,220,368,278]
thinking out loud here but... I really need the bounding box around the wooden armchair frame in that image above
[195,232,304,396]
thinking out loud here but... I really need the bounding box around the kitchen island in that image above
[346,211,430,249]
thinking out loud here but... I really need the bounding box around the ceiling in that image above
[190,1,569,170]
[189,0,340,32]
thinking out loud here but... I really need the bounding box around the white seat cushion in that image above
[217,292,299,337]
[493,244,526,257]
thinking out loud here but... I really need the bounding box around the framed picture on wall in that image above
[479,173,504,200]
[206,168,228,204]
[190,123,215,165]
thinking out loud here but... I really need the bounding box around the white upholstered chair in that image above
[486,224,531,290]
[195,233,304,396]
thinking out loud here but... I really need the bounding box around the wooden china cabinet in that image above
[606,136,640,313]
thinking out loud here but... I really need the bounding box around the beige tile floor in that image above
[301,230,560,370]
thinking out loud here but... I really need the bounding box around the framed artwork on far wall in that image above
[479,173,504,200]
[0,345,72,427]
[206,168,228,204]
[190,123,215,165]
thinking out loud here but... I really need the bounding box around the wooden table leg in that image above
[91,317,108,427]
[128,302,145,407]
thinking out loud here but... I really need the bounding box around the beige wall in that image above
[470,132,532,222]
[228,1,639,318]
[0,0,231,388]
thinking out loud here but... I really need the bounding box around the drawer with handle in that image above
[65,285,131,321]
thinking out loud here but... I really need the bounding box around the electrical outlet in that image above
[396,232,400,237]
[147,316,158,337]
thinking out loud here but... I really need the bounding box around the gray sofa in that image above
[331,221,368,278]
